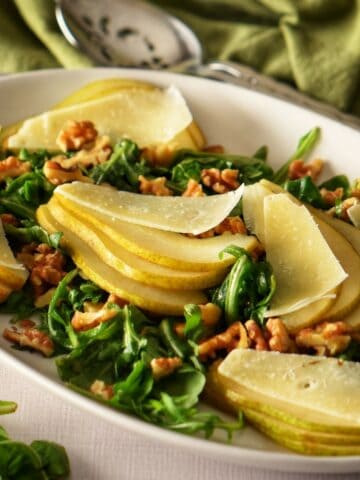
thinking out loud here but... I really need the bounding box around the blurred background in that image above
[1,0,360,116]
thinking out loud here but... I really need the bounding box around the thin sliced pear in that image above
[7,86,193,151]
[342,301,360,330]
[55,194,258,272]
[264,194,346,317]
[280,291,338,333]
[218,349,360,429]
[309,207,360,256]
[37,205,207,315]
[205,361,360,435]
[315,219,360,321]
[55,182,245,235]
[46,197,226,290]
[247,412,360,456]
[244,408,360,446]
[0,220,28,289]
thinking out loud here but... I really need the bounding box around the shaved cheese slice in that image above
[348,204,360,228]
[264,194,347,317]
[242,183,273,244]
[0,220,28,289]
[0,220,23,269]
[55,182,244,235]
[7,86,192,150]
[219,349,360,426]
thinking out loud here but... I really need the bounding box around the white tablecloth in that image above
[0,363,358,480]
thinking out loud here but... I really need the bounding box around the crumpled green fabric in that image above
[1,0,360,115]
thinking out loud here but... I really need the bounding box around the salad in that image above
[0,78,359,454]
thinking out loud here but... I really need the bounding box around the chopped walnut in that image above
[199,303,222,327]
[90,380,114,400]
[17,243,66,297]
[198,322,248,360]
[0,156,31,181]
[3,325,54,357]
[182,179,205,197]
[245,319,268,351]
[138,175,173,196]
[55,135,112,170]
[150,357,182,380]
[202,145,225,154]
[336,197,360,222]
[0,213,19,226]
[141,144,175,167]
[320,187,344,206]
[71,307,118,332]
[201,168,239,193]
[288,158,324,181]
[295,321,351,356]
[56,120,98,152]
[43,159,94,185]
[266,318,296,353]
[71,293,125,332]
[189,216,247,239]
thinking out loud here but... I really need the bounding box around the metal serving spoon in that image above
[55,0,360,130]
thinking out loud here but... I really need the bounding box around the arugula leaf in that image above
[90,139,150,190]
[213,246,275,326]
[19,149,49,170]
[169,150,273,192]
[272,127,320,184]
[283,176,326,209]
[0,289,37,320]
[4,222,62,248]
[319,175,350,196]
[31,441,70,480]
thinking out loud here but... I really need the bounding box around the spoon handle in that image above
[196,61,360,131]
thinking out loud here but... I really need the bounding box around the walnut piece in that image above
[190,216,247,239]
[201,168,239,193]
[56,120,98,152]
[245,319,268,351]
[266,317,296,353]
[199,303,222,327]
[90,380,114,400]
[182,179,204,197]
[288,158,324,181]
[320,187,344,206]
[295,321,351,356]
[202,145,225,154]
[141,144,175,167]
[0,213,19,226]
[150,357,182,380]
[17,243,66,297]
[3,325,54,357]
[0,156,31,181]
[43,160,93,185]
[55,135,112,170]
[138,175,173,196]
[198,321,248,360]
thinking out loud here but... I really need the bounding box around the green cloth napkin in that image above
[1,0,360,115]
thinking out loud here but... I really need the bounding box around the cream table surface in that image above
[0,362,358,480]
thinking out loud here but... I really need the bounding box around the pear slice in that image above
[55,194,258,272]
[244,408,360,446]
[309,207,360,256]
[37,205,207,315]
[205,360,360,435]
[7,86,193,151]
[263,194,346,317]
[280,292,337,333]
[0,220,28,290]
[247,410,360,456]
[218,349,360,430]
[46,197,226,290]
[54,182,245,236]
[315,219,360,322]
